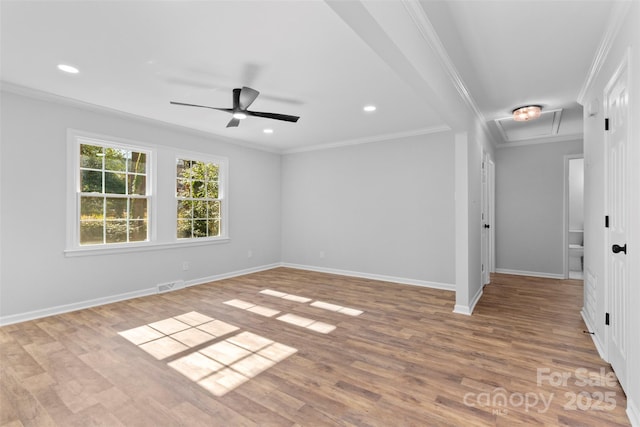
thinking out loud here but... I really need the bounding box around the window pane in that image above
[129,220,147,242]
[104,148,127,172]
[177,179,190,197]
[80,144,103,169]
[128,174,146,195]
[80,220,104,245]
[208,201,220,218]
[128,152,146,174]
[177,200,192,219]
[206,182,219,198]
[105,172,126,194]
[193,220,207,237]
[207,219,220,237]
[105,220,127,243]
[192,180,205,198]
[129,198,147,220]
[106,198,127,219]
[177,219,192,238]
[205,163,219,181]
[81,170,102,193]
[177,159,192,178]
[81,196,104,219]
[193,200,207,219]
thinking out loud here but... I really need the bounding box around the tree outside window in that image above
[176,158,221,239]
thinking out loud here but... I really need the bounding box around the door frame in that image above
[481,151,495,285]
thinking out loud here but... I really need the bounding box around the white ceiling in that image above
[0,1,617,152]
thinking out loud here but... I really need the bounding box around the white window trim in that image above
[175,150,229,242]
[65,129,158,255]
[64,130,230,258]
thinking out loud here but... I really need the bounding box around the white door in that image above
[481,152,494,286]
[604,52,630,390]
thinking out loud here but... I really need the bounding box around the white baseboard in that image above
[184,263,281,288]
[280,263,455,291]
[453,286,483,316]
[495,268,565,280]
[628,398,640,427]
[580,308,607,360]
[0,263,281,326]
[0,287,157,326]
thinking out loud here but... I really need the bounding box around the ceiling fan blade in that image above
[247,110,300,123]
[232,88,241,110]
[170,101,232,113]
[226,117,240,128]
[239,86,260,110]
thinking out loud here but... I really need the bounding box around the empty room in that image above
[1,1,639,426]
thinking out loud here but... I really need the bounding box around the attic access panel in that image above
[495,109,562,143]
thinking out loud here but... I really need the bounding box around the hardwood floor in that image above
[0,268,630,426]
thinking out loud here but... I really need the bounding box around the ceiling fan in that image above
[170,86,300,128]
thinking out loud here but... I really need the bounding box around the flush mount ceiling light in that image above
[363,105,376,112]
[263,128,274,134]
[232,112,247,120]
[512,105,542,122]
[57,64,79,74]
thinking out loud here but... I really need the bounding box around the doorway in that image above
[565,156,584,280]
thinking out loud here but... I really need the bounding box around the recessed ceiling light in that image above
[232,112,247,120]
[57,64,79,74]
[363,105,376,112]
[263,128,274,134]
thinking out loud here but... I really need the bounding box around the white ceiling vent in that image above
[495,109,563,144]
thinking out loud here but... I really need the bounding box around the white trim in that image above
[453,287,483,316]
[577,0,633,105]
[495,132,584,149]
[401,0,494,146]
[627,398,640,427]
[282,125,450,154]
[64,236,230,257]
[581,308,606,360]
[494,268,565,280]
[0,263,280,326]
[67,130,157,251]
[0,287,157,327]
[184,263,281,288]
[280,263,455,292]
[1,82,280,154]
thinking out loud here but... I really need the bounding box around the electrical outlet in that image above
[182,261,190,271]
[319,251,325,259]
[248,250,253,258]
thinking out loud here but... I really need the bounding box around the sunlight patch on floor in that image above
[259,289,364,316]
[118,312,297,397]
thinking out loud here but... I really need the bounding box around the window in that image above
[77,141,150,246]
[176,157,225,240]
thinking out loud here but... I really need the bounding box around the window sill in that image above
[64,237,230,257]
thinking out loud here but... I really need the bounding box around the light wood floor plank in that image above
[0,268,630,426]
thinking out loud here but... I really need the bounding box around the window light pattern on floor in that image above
[118,311,297,397]
[223,299,336,334]
[259,289,364,316]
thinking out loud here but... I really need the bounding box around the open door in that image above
[604,50,630,390]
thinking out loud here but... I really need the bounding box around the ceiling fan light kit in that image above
[171,86,300,128]
[512,105,542,122]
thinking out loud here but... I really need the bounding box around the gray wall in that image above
[0,90,282,319]
[495,139,583,277]
[281,132,456,287]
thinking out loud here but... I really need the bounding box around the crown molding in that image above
[577,0,632,105]
[282,125,451,155]
[400,0,496,147]
[0,81,281,154]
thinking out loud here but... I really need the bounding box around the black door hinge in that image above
[605,118,609,131]
[605,215,609,228]
[605,312,610,326]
